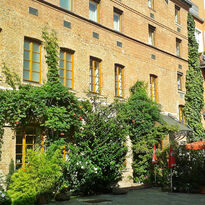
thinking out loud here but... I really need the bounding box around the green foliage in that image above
[7,149,63,205]
[185,13,205,141]
[63,99,127,194]
[117,81,162,182]
[0,190,11,205]
[153,145,205,192]
[2,63,20,90]
[6,159,15,189]
[173,146,205,192]
[42,28,60,84]
[0,30,83,154]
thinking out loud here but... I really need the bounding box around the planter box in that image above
[200,186,205,194]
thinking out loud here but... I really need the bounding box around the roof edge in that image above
[179,0,192,8]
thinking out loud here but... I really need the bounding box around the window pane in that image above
[66,53,72,61]
[60,60,64,68]
[60,69,64,77]
[32,62,39,72]
[16,155,22,164]
[66,80,72,88]
[89,1,97,22]
[33,42,40,52]
[32,52,39,62]
[60,78,64,84]
[23,60,30,69]
[26,136,34,144]
[24,50,30,60]
[60,51,64,59]
[23,70,30,80]
[16,145,22,154]
[114,13,120,31]
[24,40,30,49]
[90,68,93,92]
[119,89,122,97]
[26,145,33,151]
[32,72,39,82]
[90,59,93,68]
[148,0,153,8]
[176,43,180,56]
[16,136,23,144]
[66,70,72,79]
[60,0,71,10]
[66,62,72,70]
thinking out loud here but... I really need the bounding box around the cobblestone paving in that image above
[50,188,205,205]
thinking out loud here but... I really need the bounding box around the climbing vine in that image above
[0,29,84,159]
[185,13,205,141]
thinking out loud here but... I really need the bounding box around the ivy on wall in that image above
[185,13,205,142]
[0,29,84,159]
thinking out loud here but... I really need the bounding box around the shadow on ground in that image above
[49,188,205,205]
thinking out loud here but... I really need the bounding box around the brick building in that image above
[0,0,192,175]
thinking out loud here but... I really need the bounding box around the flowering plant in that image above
[0,190,11,205]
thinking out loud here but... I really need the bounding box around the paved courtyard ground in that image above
[50,188,205,205]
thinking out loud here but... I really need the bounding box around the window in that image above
[59,50,74,89]
[179,105,185,123]
[60,0,72,11]
[150,75,158,102]
[148,25,156,46]
[115,65,124,97]
[23,39,41,83]
[195,28,203,52]
[16,127,43,169]
[175,5,180,24]
[148,0,154,9]
[176,38,181,57]
[89,57,101,94]
[89,0,99,22]
[113,8,122,32]
[177,72,183,91]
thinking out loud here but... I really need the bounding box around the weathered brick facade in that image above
[0,0,191,174]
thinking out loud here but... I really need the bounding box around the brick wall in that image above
[0,0,190,174]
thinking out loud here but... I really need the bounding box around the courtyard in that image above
[51,188,205,205]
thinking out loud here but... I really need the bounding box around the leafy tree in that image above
[185,13,205,141]
[63,98,128,194]
[117,81,177,183]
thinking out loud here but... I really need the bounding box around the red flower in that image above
[79,116,83,120]
[60,133,65,136]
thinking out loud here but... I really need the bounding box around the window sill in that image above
[175,22,182,28]
[114,96,126,101]
[68,88,77,94]
[148,7,156,12]
[23,80,41,86]
[178,90,185,94]
[87,91,103,97]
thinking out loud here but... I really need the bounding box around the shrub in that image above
[0,190,11,205]
[117,81,162,182]
[8,148,63,205]
[6,159,15,189]
[63,99,127,194]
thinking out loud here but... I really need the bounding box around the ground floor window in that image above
[15,127,43,169]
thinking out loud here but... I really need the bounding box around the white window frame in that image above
[195,28,203,53]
